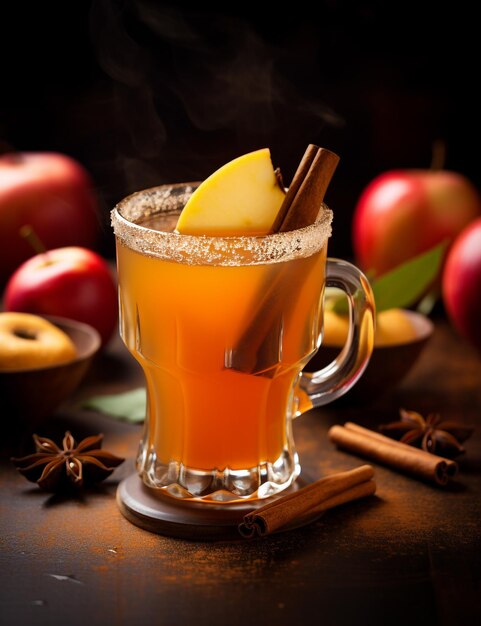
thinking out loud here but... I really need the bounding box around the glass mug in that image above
[111,184,375,503]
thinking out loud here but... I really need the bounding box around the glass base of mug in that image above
[137,448,300,503]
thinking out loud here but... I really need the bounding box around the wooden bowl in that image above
[305,310,434,404]
[0,315,101,428]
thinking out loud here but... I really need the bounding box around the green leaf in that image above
[372,241,447,312]
[331,293,349,315]
[330,241,447,315]
[82,388,146,423]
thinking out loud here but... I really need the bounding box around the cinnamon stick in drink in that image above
[238,464,375,538]
[272,145,340,233]
[328,422,458,486]
[230,145,339,375]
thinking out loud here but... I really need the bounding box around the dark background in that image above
[1,0,479,260]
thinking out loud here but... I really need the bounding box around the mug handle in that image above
[298,258,375,411]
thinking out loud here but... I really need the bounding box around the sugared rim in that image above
[111,183,333,266]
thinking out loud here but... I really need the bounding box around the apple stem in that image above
[20,225,48,255]
[430,139,446,171]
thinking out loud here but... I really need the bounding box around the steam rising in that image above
[90,1,343,191]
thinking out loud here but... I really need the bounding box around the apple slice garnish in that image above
[175,148,285,236]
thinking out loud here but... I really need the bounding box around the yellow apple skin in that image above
[176,148,285,236]
[323,308,418,348]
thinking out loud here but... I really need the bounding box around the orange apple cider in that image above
[117,230,326,472]
[112,183,377,501]
[112,183,337,500]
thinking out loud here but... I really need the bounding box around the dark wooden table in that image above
[1,318,481,626]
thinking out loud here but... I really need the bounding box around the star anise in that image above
[379,408,474,458]
[11,431,124,491]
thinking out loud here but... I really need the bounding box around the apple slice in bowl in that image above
[305,308,434,404]
[0,315,101,450]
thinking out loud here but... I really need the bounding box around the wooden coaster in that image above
[117,472,318,541]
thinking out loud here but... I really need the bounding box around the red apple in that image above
[352,170,481,276]
[442,218,481,353]
[0,152,100,286]
[3,247,118,347]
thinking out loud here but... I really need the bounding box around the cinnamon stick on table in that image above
[328,422,458,486]
[238,464,375,538]
[230,145,339,375]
